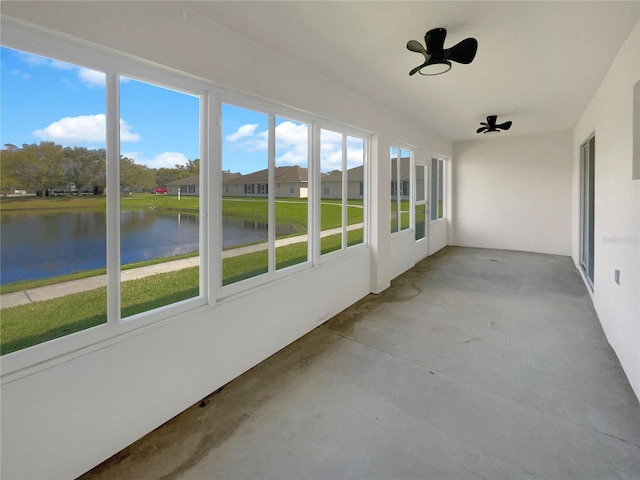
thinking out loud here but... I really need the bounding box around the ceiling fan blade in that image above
[486,115,497,126]
[409,63,426,76]
[496,121,512,131]
[446,37,478,64]
[476,126,488,134]
[425,28,446,54]
[407,40,427,55]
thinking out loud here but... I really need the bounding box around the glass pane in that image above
[346,136,364,247]
[221,104,269,285]
[431,158,438,220]
[437,159,444,219]
[275,117,309,269]
[390,147,399,233]
[320,129,343,255]
[415,165,425,202]
[0,47,107,354]
[120,78,200,317]
[415,204,426,240]
[399,149,411,231]
[415,164,426,241]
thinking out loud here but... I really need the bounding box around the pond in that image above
[0,210,297,285]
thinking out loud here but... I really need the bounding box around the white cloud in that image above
[226,123,268,153]
[49,59,75,71]
[275,121,308,167]
[17,51,51,68]
[225,124,258,142]
[124,151,189,169]
[319,132,364,172]
[119,119,140,142]
[32,114,140,144]
[10,69,30,81]
[225,122,364,171]
[226,121,311,165]
[320,130,343,171]
[78,67,106,88]
[15,50,105,88]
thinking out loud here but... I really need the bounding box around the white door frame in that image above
[413,154,430,261]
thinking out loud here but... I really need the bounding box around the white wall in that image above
[452,131,573,256]
[572,21,640,400]
[0,4,452,479]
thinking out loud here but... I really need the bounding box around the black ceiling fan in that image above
[407,27,478,76]
[477,115,512,134]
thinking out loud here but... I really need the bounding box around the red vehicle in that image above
[154,187,168,194]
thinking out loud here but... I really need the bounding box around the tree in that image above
[1,146,20,195]
[155,167,179,186]
[9,143,66,194]
[62,147,106,193]
[185,158,200,177]
[120,156,155,193]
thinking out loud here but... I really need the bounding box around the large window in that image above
[0,45,206,357]
[320,129,343,254]
[580,135,595,287]
[221,104,269,285]
[390,147,412,233]
[346,136,365,248]
[431,158,445,220]
[119,77,201,318]
[275,116,309,270]
[0,40,369,361]
[415,165,427,240]
[320,129,366,255]
[1,47,108,354]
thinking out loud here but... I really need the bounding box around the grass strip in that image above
[1,267,199,355]
[2,229,366,355]
[0,251,199,295]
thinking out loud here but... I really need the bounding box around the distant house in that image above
[166,175,200,196]
[166,166,370,200]
[223,165,308,198]
[321,165,365,200]
[390,157,411,200]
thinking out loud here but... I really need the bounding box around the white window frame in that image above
[315,122,369,259]
[390,144,415,235]
[1,20,211,377]
[1,20,372,377]
[430,157,446,221]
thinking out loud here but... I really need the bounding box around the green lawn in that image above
[1,266,199,355]
[1,221,366,355]
[1,195,363,292]
[0,194,367,354]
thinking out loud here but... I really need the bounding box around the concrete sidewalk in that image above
[1,224,363,309]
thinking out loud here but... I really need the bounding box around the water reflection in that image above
[0,210,296,285]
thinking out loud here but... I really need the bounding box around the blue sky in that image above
[2,46,362,173]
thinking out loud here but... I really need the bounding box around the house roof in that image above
[166,175,199,186]
[323,165,364,182]
[224,166,308,184]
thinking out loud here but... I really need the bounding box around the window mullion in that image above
[396,149,401,232]
[313,124,322,263]
[341,134,348,249]
[268,114,276,273]
[106,72,121,324]
[199,93,210,302]
[410,152,415,231]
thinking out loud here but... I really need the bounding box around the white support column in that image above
[369,135,391,294]
[106,72,121,323]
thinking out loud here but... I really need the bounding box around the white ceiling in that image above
[3,2,638,143]
[180,1,639,141]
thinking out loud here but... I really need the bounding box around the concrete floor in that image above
[81,247,640,480]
